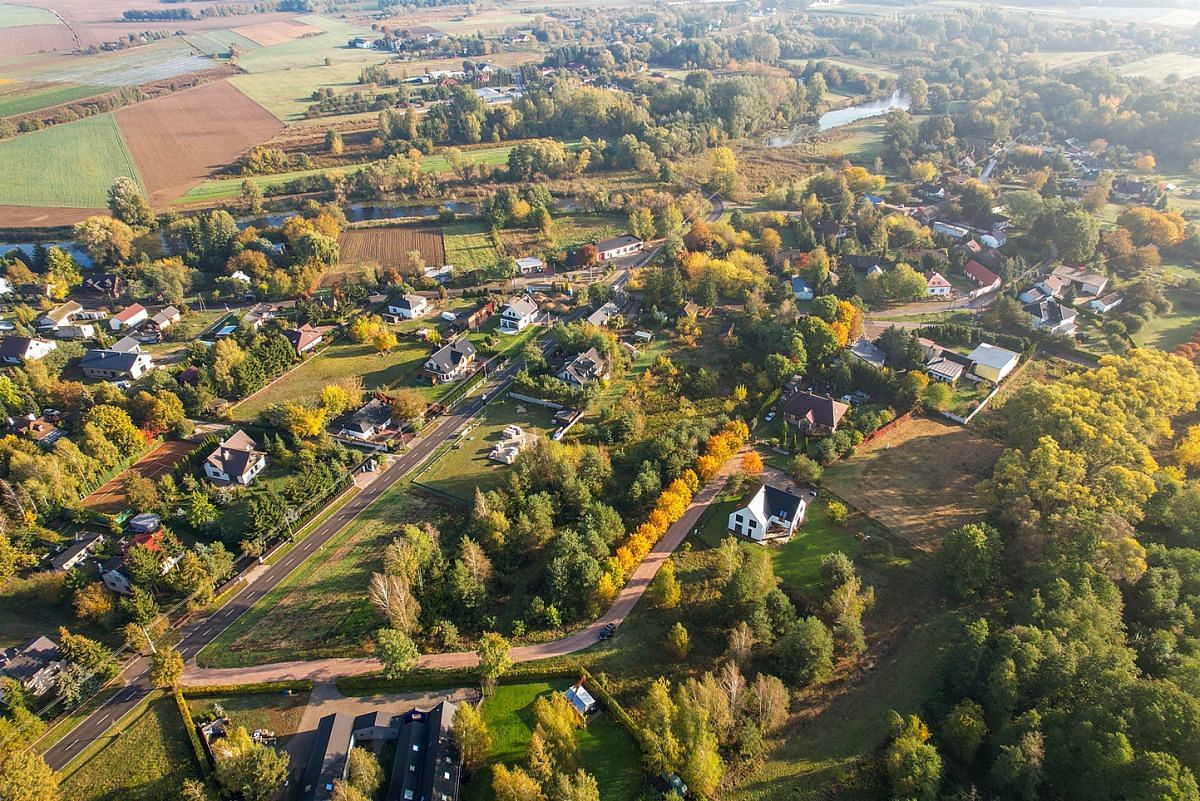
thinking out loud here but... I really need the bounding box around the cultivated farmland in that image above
[232,17,323,46]
[0,80,99,117]
[0,114,142,208]
[339,226,446,271]
[0,23,73,56]
[1119,52,1200,81]
[0,2,57,27]
[114,80,284,205]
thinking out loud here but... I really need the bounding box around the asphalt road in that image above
[42,362,518,772]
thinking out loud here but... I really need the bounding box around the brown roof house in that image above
[204,430,267,486]
[284,324,324,356]
[783,391,849,437]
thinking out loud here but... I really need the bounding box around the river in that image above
[766,90,912,147]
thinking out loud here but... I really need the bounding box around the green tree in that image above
[941,699,987,764]
[775,617,833,687]
[452,702,492,769]
[938,523,1002,599]
[108,176,154,228]
[376,628,419,679]
[885,713,943,801]
[150,647,184,688]
[346,747,383,797]
[188,490,217,529]
[650,558,682,609]
[668,621,690,659]
[213,726,290,801]
[477,631,511,695]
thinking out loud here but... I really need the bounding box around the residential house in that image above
[204,430,267,486]
[727,483,806,542]
[812,219,845,241]
[967,343,1021,383]
[51,532,105,572]
[55,323,96,340]
[557,347,609,386]
[0,277,12,296]
[110,334,142,354]
[594,235,643,262]
[243,303,276,330]
[516,256,545,274]
[842,254,885,274]
[0,336,56,365]
[284,324,324,356]
[499,297,538,333]
[783,391,849,436]
[298,701,460,801]
[424,339,477,383]
[386,294,429,321]
[109,303,148,331]
[450,302,494,333]
[148,306,181,333]
[338,398,394,441]
[963,260,1002,295]
[1024,299,1078,336]
[1019,275,1069,304]
[585,301,621,328]
[127,513,161,535]
[80,349,154,381]
[849,336,887,369]
[14,414,64,448]
[37,300,83,332]
[924,271,952,296]
[790,276,815,301]
[1051,265,1109,296]
[1090,293,1124,314]
[926,351,970,383]
[0,636,61,696]
[101,557,132,595]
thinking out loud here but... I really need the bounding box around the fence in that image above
[861,410,915,444]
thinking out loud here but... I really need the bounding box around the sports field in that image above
[0,114,143,208]
[80,440,195,514]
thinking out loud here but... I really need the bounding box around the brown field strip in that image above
[338,226,446,272]
[231,18,322,46]
[113,79,284,206]
[823,416,1003,550]
[81,440,195,514]
[0,205,102,227]
[0,24,75,57]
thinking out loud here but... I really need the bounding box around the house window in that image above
[735,514,744,525]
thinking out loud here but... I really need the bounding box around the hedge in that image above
[584,672,647,753]
[173,688,211,777]
[181,679,314,698]
[337,664,585,696]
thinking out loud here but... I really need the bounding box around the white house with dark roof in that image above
[386,294,429,320]
[337,398,394,440]
[51,532,105,572]
[0,635,61,696]
[80,349,153,381]
[0,336,56,365]
[586,301,621,328]
[424,339,477,382]
[594,235,643,261]
[148,306,181,333]
[728,483,806,542]
[204,430,267,486]
[557,347,609,386]
[499,297,539,333]
[1024,299,1078,336]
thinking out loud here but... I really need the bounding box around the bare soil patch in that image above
[0,205,102,227]
[338,226,446,273]
[822,416,1002,550]
[81,439,195,514]
[114,79,283,206]
[0,23,74,56]
[231,18,322,46]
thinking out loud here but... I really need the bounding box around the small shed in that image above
[565,681,597,717]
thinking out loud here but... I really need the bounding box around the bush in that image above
[826,499,849,524]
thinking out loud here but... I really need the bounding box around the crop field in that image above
[0,80,99,116]
[443,221,498,271]
[465,681,642,801]
[234,14,377,74]
[1026,50,1114,69]
[182,28,260,57]
[0,22,73,56]
[823,416,1003,550]
[418,396,558,500]
[339,226,447,270]
[0,113,142,208]
[231,338,433,423]
[429,8,533,35]
[60,693,203,801]
[6,41,214,87]
[114,80,284,205]
[229,60,371,122]
[197,487,451,667]
[0,2,57,27]
[1119,52,1200,81]
[232,17,322,46]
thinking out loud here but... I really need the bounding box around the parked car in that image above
[764,411,776,422]
[598,622,617,640]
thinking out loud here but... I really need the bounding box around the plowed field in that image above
[338,226,446,271]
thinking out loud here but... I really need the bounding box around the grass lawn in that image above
[230,60,381,123]
[231,337,432,422]
[215,461,294,534]
[0,82,102,117]
[768,501,863,590]
[0,2,57,26]
[0,114,143,208]
[197,483,450,667]
[1134,281,1200,351]
[417,395,558,500]
[59,693,203,801]
[186,690,311,747]
[823,416,1002,550]
[0,571,111,650]
[730,612,954,801]
[444,220,499,272]
[464,681,642,801]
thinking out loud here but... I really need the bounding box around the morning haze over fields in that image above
[1,1,1200,800]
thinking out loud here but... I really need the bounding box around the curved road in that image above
[182,456,733,686]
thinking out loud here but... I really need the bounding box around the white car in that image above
[764,412,776,422]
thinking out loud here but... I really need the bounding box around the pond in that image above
[236,200,479,230]
[0,241,94,268]
[765,90,912,147]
